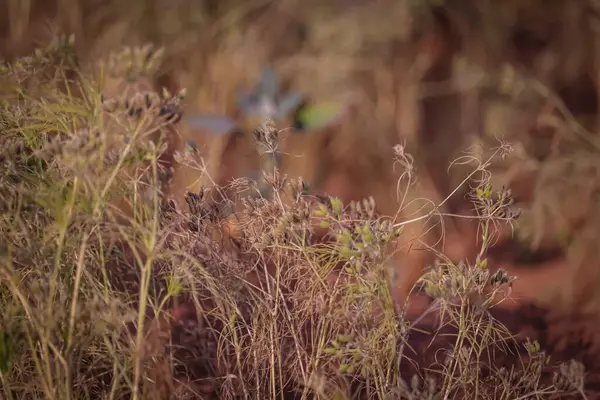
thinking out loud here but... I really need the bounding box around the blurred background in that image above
[2,0,600,316]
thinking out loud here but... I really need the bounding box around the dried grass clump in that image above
[0,41,594,400]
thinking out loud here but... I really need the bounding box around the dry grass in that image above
[0,38,596,400]
[3,1,600,399]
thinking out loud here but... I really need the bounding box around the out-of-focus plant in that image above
[186,66,345,135]
[185,65,346,198]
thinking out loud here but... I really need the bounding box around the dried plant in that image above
[0,27,596,400]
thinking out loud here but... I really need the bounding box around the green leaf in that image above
[339,247,358,259]
[337,334,353,343]
[330,197,343,216]
[295,102,344,132]
[313,204,328,217]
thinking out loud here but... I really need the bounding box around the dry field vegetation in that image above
[2,0,600,399]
